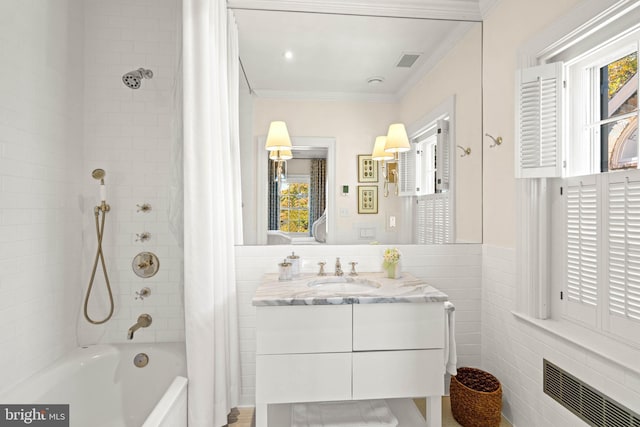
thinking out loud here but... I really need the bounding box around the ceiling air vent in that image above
[544,359,640,427]
[396,53,421,68]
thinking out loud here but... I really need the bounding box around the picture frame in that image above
[358,185,378,214]
[358,154,378,182]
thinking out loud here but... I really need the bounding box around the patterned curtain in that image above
[309,159,327,234]
[268,160,279,230]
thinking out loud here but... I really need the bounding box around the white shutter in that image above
[604,171,640,343]
[564,175,598,326]
[413,193,452,244]
[397,148,417,196]
[516,62,563,178]
[436,119,450,192]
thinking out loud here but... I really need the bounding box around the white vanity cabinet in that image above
[254,301,446,427]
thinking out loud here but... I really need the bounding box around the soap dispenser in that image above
[287,252,300,277]
[278,259,292,281]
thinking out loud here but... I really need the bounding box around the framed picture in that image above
[358,185,378,214]
[358,154,378,182]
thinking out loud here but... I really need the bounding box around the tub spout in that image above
[127,314,152,340]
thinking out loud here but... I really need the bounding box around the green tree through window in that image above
[280,182,309,232]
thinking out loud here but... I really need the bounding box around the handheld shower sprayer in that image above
[84,169,114,325]
[92,168,108,205]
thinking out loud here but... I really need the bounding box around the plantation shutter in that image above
[435,119,450,192]
[604,171,640,343]
[516,62,563,178]
[414,193,452,244]
[565,175,598,326]
[397,148,417,196]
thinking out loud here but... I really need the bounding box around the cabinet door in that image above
[256,353,352,403]
[352,349,444,400]
[256,305,352,355]
[353,303,444,351]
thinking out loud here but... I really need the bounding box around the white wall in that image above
[481,0,640,424]
[236,244,483,406]
[77,0,184,345]
[0,0,85,390]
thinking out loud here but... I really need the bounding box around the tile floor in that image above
[225,397,513,426]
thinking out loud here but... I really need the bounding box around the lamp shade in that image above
[269,149,293,160]
[265,121,292,151]
[371,136,393,161]
[384,123,410,153]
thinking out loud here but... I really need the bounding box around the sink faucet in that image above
[127,314,152,340]
[335,257,343,276]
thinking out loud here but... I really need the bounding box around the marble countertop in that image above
[252,272,449,306]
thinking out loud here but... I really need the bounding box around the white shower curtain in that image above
[182,1,241,425]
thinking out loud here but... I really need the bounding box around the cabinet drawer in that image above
[353,303,444,351]
[352,349,444,400]
[256,353,352,403]
[256,305,352,354]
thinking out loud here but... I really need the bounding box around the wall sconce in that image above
[372,123,410,197]
[371,136,394,197]
[265,121,293,193]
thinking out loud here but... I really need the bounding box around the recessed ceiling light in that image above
[366,76,385,85]
[284,50,294,60]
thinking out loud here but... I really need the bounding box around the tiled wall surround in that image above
[78,0,183,345]
[235,244,483,406]
[481,245,640,426]
[0,0,85,391]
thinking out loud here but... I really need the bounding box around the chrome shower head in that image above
[122,68,153,89]
[92,169,105,182]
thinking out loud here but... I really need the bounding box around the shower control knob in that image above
[135,287,151,300]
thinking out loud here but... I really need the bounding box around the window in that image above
[565,32,639,177]
[398,117,453,244]
[517,8,640,347]
[279,176,310,233]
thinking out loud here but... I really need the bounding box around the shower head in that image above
[92,169,106,181]
[122,68,154,89]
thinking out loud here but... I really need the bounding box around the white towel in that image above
[444,301,457,376]
[291,400,398,427]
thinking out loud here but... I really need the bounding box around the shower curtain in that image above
[182,1,241,425]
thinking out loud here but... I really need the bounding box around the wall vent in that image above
[544,359,640,427]
[396,53,421,68]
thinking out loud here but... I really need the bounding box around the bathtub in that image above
[0,342,187,427]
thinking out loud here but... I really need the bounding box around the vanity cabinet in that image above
[255,302,445,427]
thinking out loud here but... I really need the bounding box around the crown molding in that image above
[227,0,482,21]
[478,0,500,19]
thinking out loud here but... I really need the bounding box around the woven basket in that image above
[450,367,502,427]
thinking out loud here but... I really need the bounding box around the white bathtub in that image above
[0,342,187,427]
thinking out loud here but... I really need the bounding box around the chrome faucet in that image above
[127,314,152,340]
[335,257,343,276]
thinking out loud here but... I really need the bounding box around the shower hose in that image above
[83,205,114,324]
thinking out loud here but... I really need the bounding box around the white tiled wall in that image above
[235,243,483,406]
[77,0,183,345]
[0,0,85,391]
[481,245,640,426]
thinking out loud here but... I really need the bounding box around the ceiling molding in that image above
[478,0,501,19]
[227,0,482,21]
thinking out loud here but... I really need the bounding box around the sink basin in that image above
[307,276,382,293]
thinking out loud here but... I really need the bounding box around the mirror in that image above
[234,8,482,245]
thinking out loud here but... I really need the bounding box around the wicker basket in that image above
[450,367,502,427]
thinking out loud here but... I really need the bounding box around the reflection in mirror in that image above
[267,147,329,245]
[235,9,482,244]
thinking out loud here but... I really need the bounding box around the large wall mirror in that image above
[234,6,482,245]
